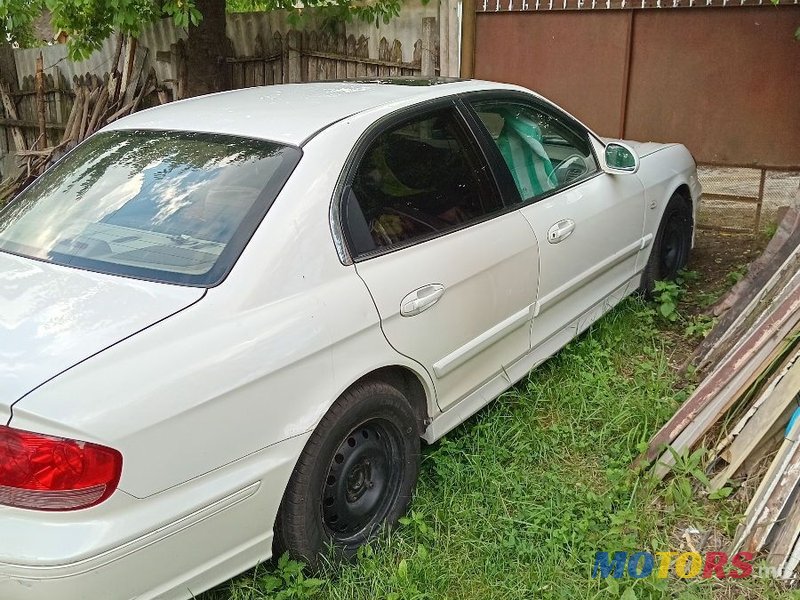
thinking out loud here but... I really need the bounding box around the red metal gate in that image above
[472,5,800,167]
[468,3,800,231]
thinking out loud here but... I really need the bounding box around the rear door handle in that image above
[547,219,575,244]
[400,284,445,317]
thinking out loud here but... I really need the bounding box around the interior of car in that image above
[350,112,497,251]
[475,103,596,195]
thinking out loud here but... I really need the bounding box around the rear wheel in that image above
[274,380,420,569]
[640,192,693,295]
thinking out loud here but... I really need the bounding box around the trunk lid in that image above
[0,252,204,422]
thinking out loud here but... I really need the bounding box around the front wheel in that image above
[640,192,693,295]
[274,380,420,569]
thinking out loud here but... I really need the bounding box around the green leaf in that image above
[709,486,733,500]
[260,574,283,591]
[417,544,429,559]
[659,302,675,318]
[692,468,710,487]
[397,558,409,579]
[620,587,638,600]
[606,577,620,595]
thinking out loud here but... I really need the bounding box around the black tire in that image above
[273,380,420,570]
[640,192,693,296]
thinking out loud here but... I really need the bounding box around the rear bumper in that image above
[0,433,310,600]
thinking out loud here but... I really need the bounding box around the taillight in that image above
[0,425,122,511]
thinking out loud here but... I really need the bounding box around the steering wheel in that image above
[554,154,587,186]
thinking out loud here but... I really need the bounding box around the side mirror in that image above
[604,142,640,174]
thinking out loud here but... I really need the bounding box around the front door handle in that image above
[547,219,575,244]
[400,284,445,317]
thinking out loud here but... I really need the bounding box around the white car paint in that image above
[0,79,700,599]
[356,210,539,410]
[522,135,647,350]
[0,252,203,421]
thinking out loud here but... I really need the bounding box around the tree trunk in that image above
[0,40,19,92]
[185,0,230,97]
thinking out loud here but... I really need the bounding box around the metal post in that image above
[618,10,635,139]
[754,168,767,234]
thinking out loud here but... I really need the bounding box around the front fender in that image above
[636,144,701,271]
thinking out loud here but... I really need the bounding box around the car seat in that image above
[495,110,557,199]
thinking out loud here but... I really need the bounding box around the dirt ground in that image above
[657,230,769,375]
[687,231,767,309]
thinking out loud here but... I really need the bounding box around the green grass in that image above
[200,298,794,600]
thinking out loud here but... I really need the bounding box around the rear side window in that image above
[0,130,300,286]
[470,100,598,202]
[344,108,502,258]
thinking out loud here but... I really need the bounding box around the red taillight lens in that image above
[0,426,122,511]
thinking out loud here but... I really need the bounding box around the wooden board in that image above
[0,82,26,151]
[767,487,800,572]
[732,415,800,554]
[648,277,800,478]
[711,347,800,491]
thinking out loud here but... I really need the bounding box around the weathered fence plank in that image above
[273,32,284,84]
[421,17,436,77]
[288,30,301,83]
[356,35,368,78]
[1,17,439,171]
[0,82,26,151]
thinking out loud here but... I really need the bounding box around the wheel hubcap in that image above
[321,420,403,544]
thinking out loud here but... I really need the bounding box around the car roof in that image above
[103,79,524,146]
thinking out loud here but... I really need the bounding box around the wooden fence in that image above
[0,70,74,153]
[0,17,439,181]
[164,21,438,98]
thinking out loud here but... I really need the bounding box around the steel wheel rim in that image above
[320,419,404,545]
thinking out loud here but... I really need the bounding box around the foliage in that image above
[770,0,800,39]
[650,270,702,323]
[229,0,407,29]
[1,0,44,46]
[725,264,748,287]
[659,446,709,511]
[3,0,410,58]
[684,314,716,339]
[659,446,734,510]
[653,280,684,322]
[225,553,324,599]
[763,221,779,240]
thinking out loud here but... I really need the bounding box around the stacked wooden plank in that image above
[0,35,155,206]
[638,206,800,578]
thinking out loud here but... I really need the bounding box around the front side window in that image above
[344,108,502,257]
[0,130,300,286]
[470,100,598,202]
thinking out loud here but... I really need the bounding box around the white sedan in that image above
[0,79,699,599]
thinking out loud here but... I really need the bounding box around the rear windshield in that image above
[0,130,300,286]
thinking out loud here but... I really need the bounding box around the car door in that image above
[466,95,647,348]
[339,103,540,411]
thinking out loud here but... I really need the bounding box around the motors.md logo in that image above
[593,551,754,579]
